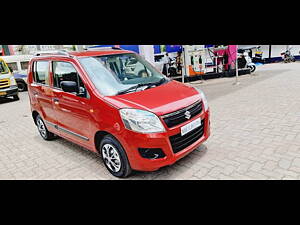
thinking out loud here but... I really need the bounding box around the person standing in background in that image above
[162,53,171,76]
[176,51,183,76]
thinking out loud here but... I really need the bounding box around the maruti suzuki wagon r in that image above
[28,48,210,177]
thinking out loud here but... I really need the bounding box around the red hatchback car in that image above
[28,48,210,177]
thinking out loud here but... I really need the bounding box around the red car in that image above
[28,48,210,177]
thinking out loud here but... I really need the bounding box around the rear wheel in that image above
[99,135,132,178]
[36,115,55,140]
[248,65,256,73]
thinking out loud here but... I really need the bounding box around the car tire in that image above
[35,115,55,141]
[99,135,132,178]
[13,94,20,101]
[17,81,27,92]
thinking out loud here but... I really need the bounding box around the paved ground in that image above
[1,62,300,180]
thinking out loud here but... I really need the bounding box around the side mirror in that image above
[8,67,14,73]
[60,81,79,93]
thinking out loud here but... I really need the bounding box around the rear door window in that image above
[34,61,50,85]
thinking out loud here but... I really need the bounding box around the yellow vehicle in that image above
[0,57,19,100]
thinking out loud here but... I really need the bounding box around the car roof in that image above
[32,49,135,60]
[70,49,134,57]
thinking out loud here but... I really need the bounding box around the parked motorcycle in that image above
[237,51,256,73]
[281,48,295,63]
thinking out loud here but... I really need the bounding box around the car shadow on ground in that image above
[0,97,18,104]
[37,133,208,180]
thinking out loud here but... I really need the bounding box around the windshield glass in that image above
[0,60,9,74]
[79,53,168,96]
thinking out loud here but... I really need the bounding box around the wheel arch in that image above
[32,110,39,125]
[94,130,112,153]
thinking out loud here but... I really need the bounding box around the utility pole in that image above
[233,45,240,85]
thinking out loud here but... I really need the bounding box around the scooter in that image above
[237,51,256,73]
[281,48,295,63]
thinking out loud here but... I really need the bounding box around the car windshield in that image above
[0,60,9,74]
[79,53,168,96]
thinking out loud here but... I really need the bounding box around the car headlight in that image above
[119,108,166,133]
[196,88,209,111]
[10,77,17,86]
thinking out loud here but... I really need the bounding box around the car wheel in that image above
[100,135,132,178]
[17,81,27,92]
[36,115,55,140]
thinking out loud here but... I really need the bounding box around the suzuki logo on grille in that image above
[184,111,191,120]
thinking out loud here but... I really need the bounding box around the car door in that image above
[51,60,92,146]
[31,60,57,131]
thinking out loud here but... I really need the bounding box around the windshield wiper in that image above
[117,78,168,95]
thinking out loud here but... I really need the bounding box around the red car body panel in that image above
[28,50,210,172]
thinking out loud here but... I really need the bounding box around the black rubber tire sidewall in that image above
[17,81,27,92]
[99,135,132,178]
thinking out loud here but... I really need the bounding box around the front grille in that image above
[0,79,10,89]
[162,101,202,128]
[169,119,205,154]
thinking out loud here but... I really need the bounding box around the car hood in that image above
[104,80,201,116]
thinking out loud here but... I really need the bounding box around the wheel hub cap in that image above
[102,144,121,173]
[37,118,47,138]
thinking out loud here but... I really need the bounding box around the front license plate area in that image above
[181,118,201,136]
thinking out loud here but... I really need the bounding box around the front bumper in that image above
[119,109,211,172]
[0,85,18,97]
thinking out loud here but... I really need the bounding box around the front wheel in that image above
[99,135,132,178]
[17,81,27,92]
[35,115,55,140]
